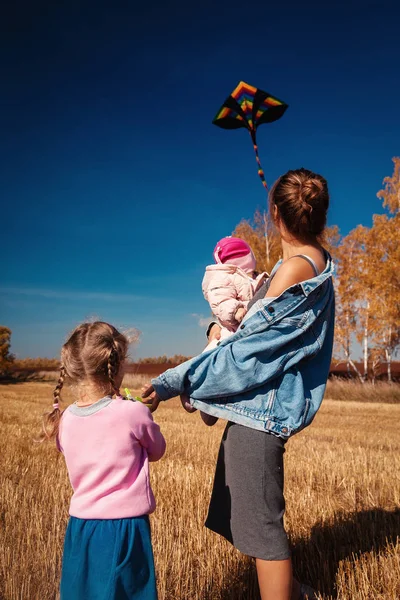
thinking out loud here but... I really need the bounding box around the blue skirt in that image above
[60,515,157,600]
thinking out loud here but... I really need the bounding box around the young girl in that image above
[41,321,166,600]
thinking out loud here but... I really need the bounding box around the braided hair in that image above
[107,346,121,397]
[39,322,128,442]
[38,365,65,442]
[53,365,65,409]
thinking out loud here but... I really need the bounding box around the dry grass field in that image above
[0,382,399,600]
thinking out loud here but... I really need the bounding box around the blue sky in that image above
[1,0,399,359]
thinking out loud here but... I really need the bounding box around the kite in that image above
[213,81,288,191]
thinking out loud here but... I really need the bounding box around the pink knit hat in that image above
[213,237,256,273]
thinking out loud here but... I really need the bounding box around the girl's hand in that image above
[141,385,162,413]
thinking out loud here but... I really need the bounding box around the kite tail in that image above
[250,131,268,192]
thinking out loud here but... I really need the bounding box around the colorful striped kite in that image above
[213,81,288,191]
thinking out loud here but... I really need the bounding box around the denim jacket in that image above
[152,254,335,439]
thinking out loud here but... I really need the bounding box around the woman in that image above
[143,168,335,600]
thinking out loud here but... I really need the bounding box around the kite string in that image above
[249,130,272,266]
[250,130,268,192]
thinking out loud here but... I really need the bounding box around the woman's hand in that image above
[141,385,197,415]
[141,385,162,413]
[180,393,197,413]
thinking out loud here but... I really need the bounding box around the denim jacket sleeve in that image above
[151,297,310,401]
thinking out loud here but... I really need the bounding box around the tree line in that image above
[135,355,191,365]
[0,347,192,375]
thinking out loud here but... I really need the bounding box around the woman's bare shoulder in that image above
[266,257,317,298]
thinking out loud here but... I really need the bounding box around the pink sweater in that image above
[58,397,166,519]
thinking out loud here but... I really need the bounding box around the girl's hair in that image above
[269,168,329,242]
[40,321,128,442]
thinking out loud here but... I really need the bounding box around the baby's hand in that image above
[235,307,246,323]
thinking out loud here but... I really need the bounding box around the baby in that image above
[203,236,267,346]
[199,236,268,425]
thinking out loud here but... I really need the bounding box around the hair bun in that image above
[302,178,323,203]
[270,168,329,241]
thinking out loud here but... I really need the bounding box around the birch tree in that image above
[372,159,400,380]
[334,232,366,382]
[368,213,400,381]
[233,209,281,273]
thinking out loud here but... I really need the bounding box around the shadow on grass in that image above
[201,559,259,600]
[218,560,259,600]
[204,508,400,599]
[292,507,400,597]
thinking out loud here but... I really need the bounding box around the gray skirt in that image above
[205,422,290,561]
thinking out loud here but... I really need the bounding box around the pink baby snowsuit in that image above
[202,264,267,332]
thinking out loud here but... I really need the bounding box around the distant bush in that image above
[12,358,60,371]
[136,355,192,365]
[0,326,14,376]
[326,378,400,403]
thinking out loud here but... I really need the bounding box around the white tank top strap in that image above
[289,254,320,276]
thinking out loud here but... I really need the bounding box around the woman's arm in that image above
[142,259,326,411]
[143,323,223,413]
[143,318,306,408]
[142,261,322,410]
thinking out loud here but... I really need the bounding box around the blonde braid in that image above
[107,347,120,397]
[53,365,65,409]
[38,365,65,442]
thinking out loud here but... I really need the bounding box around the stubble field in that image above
[0,382,399,600]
